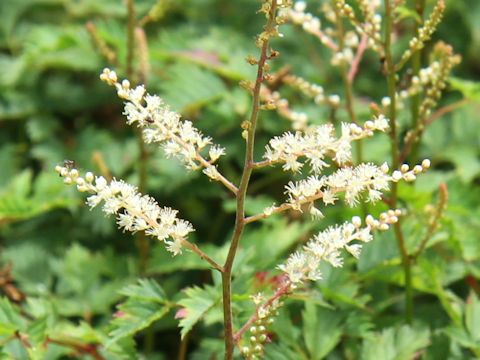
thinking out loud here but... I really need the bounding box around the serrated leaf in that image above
[302,302,343,359]
[107,279,170,346]
[0,170,76,224]
[159,64,226,112]
[0,297,24,337]
[26,316,48,345]
[177,284,221,339]
[361,325,430,360]
[118,278,167,302]
[265,343,306,360]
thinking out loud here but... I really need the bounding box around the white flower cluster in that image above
[99,68,226,171]
[283,74,341,108]
[264,115,389,173]
[278,211,400,284]
[284,159,431,211]
[284,2,337,50]
[55,164,194,256]
[285,163,390,209]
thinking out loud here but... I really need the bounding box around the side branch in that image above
[233,282,291,344]
[182,240,224,272]
[126,206,224,273]
[196,155,239,195]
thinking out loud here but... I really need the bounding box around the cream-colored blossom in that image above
[55,164,194,256]
[278,212,400,283]
[264,116,389,174]
[283,160,430,209]
[99,68,224,171]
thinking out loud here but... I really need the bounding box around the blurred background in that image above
[0,0,479,358]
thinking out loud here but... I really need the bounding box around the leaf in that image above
[442,146,480,183]
[465,293,480,342]
[0,144,21,187]
[361,325,430,360]
[449,77,480,101]
[0,91,37,120]
[147,243,217,274]
[240,217,314,270]
[107,279,170,346]
[302,302,343,359]
[395,6,422,22]
[0,297,24,337]
[177,284,221,339]
[159,64,226,112]
[0,170,76,224]
[444,292,480,356]
[265,343,306,360]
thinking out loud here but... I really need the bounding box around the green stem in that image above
[222,3,277,358]
[384,0,413,323]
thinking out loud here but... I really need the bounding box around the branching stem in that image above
[222,2,278,358]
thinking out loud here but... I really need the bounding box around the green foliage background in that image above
[0,0,479,358]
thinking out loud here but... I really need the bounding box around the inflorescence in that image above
[55,164,194,256]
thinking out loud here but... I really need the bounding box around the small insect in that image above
[144,116,154,124]
[63,159,76,170]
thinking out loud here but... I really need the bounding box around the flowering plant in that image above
[2,0,478,359]
[53,0,443,357]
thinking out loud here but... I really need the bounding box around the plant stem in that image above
[234,282,291,344]
[177,332,189,360]
[412,183,448,259]
[384,0,413,323]
[222,3,277,358]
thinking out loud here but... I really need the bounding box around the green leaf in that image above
[177,284,221,339]
[395,6,422,22]
[118,278,167,302]
[0,170,76,224]
[107,279,170,346]
[240,217,314,270]
[442,146,480,183]
[0,90,37,121]
[444,292,480,356]
[449,77,480,101]
[0,297,24,337]
[159,64,226,112]
[465,293,480,342]
[361,325,430,360]
[147,243,216,274]
[302,302,343,359]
